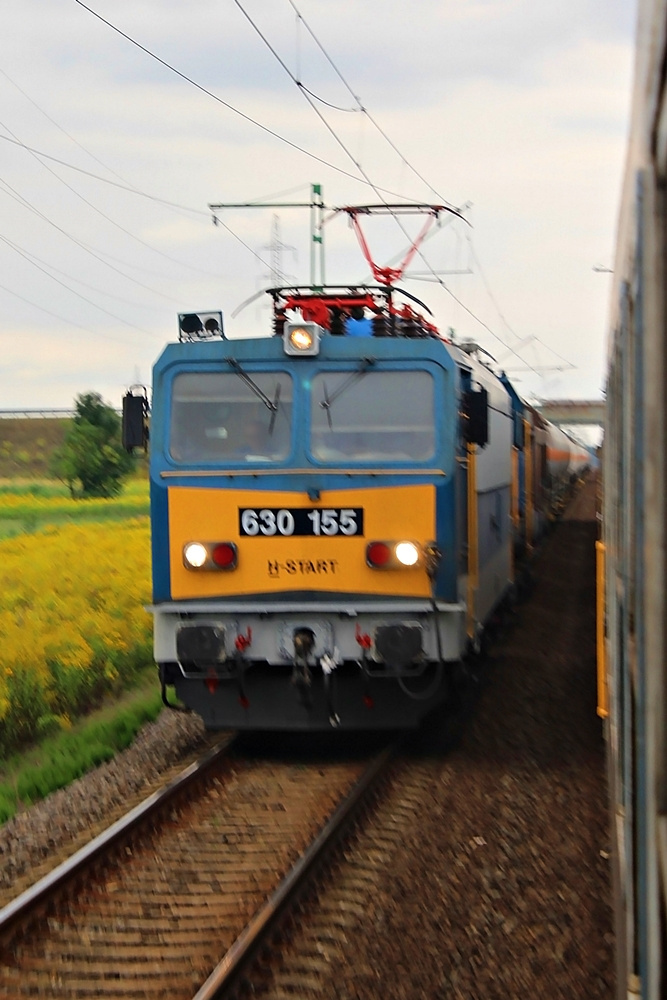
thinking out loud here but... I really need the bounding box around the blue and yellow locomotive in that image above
[126,205,578,731]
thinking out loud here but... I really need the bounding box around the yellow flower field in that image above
[0,516,152,754]
[0,479,149,536]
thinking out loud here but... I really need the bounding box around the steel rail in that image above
[193,741,397,1000]
[0,738,232,945]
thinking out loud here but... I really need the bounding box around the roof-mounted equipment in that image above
[178,311,224,342]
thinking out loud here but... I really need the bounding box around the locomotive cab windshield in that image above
[166,363,438,468]
[169,370,292,464]
[310,368,435,463]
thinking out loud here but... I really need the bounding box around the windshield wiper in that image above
[320,357,375,429]
[226,359,280,433]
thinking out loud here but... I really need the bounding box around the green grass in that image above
[0,669,164,825]
[0,477,147,498]
[0,477,149,538]
[0,481,69,497]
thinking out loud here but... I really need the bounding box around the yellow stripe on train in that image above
[168,483,436,599]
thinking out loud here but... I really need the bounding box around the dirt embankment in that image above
[0,418,69,477]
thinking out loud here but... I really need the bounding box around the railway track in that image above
[0,736,397,998]
[0,476,610,998]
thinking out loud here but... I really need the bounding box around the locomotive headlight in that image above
[290,326,313,350]
[366,541,421,569]
[183,542,208,568]
[395,542,420,566]
[284,322,322,356]
[183,541,238,571]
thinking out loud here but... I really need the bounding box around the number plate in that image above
[239,507,364,537]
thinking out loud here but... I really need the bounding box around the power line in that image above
[0,66,147,195]
[234,1,465,270]
[0,129,272,293]
[0,277,148,345]
[282,0,575,378]
[0,232,159,310]
[0,133,208,216]
[70,0,472,316]
[0,173,182,303]
[285,0,455,208]
[71,0,440,204]
[68,0,575,381]
[464,230,575,370]
[73,0,384,191]
[0,232,160,337]
[235,1,547,375]
[0,115,219,279]
[1,62,235,276]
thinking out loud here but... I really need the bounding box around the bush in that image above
[51,392,134,498]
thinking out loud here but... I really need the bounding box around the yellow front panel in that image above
[168,484,435,599]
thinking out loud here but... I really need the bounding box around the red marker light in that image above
[211,542,237,568]
[366,541,391,567]
[363,694,374,709]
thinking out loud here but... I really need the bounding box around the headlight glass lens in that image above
[184,542,207,568]
[289,327,314,351]
[395,542,419,566]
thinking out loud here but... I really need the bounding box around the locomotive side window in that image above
[310,370,435,462]
[169,371,292,464]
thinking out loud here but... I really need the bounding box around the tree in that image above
[51,392,134,498]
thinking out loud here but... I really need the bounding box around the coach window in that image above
[310,369,435,462]
[169,371,292,463]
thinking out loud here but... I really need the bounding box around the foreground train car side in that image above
[602,1,667,997]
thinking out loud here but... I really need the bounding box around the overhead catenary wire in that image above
[0,116,217,280]
[464,230,575,370]
[233,1,467,256]
[72,0,406,198]
[0,133,209,217]
[68,0,511,370]
[285,0,454,209]
[0,276,152,346]
[235,0,432,214]
[70,0,442,206]
[236,2,552,378]
[64,0,575,383]
[281,1,576,377]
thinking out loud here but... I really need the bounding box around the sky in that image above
[0,0,636,421]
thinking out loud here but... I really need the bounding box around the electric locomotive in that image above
[126,204,527,731]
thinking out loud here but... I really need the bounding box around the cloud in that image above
[0,0,637,408]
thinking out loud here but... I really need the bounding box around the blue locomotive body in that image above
[131,250,579,733]
[143,300,526,730]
